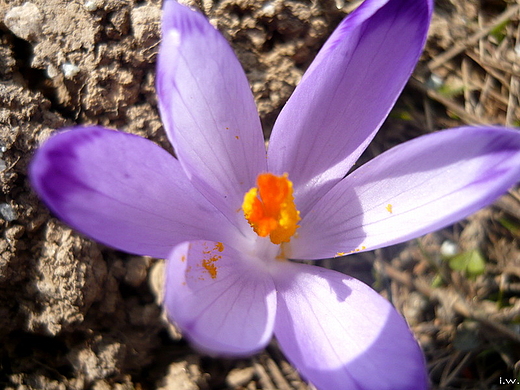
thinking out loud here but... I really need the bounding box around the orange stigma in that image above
[242,173,300,244]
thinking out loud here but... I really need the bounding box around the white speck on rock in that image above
[4,3,43,42]
[62,63,80,79]
[261,2,276,17]
[84,0,100,12]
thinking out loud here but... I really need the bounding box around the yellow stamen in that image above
[242,173,300,244]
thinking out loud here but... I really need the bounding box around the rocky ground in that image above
[1,0,519,389]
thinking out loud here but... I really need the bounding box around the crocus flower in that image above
[30,0,520,388]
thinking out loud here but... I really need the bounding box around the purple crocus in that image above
[30,0,520,388]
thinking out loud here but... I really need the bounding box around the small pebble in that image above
[124,257,150,287]
[440,240,458,257]
[47,64,59,79]
[0,203,17,222]
[4,3,43,42]
[426,73,443,90]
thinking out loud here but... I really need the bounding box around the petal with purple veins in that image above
[29,127,239,258]
[292,127,520,259]
[164,240,277,356]
[273,262,427,390]
[268,0,433,216]
[157,1,266,227]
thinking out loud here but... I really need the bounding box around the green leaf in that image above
[448,249,486,277]
[389,110,413,121]
[489,19,510,43]
[499,217,520,236]
[431,273,444,288]
[438,84,464,98]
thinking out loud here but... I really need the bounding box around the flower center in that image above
[242,173,300,244]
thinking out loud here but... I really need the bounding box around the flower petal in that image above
[272,262,427,390]
[268,0,433,215]
[157,1,266,226]
[293,127,520,259]
[164,240,277,356]
[29,127,238,258]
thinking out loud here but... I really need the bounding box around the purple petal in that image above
[157,1,266,228]
[273,262,427,390]
[164,240,276,356]
[268,0,433,215]
[29,127,239,258]
[293,127,520,259]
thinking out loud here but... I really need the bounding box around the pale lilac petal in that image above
[164,240,276,356]
[272,262,427,390]
[29,127,239,258]
[292,127,520,259]
[157,1,266,227]
[268,0,433,215]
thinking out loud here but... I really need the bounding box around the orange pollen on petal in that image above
[242,173,300,244]
[202,255,220,279]
[199,242,223,279]
[214,242,224,252]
